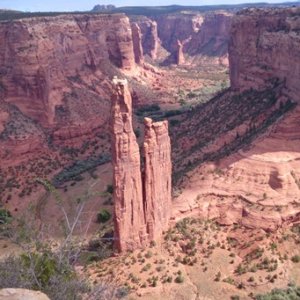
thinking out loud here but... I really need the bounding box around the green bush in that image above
[175,275,184,283]
[97,209,111,223]
[106,184,114,194]
[0,253,87,300]
[291,255,300,263]
[0,209,12,225]
[255,286,300,299]
[170,119,180,127]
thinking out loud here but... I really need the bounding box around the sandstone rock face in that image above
[111,78,147,252]
[0,289,50,300]
[138,19,159,59]
[0,13,137,166]
[155,13,203,54]
[186,12,232,58]
[136,12,232,64]
[111,79,172,252]
[176,40,185,65]
[131,22,144,64]
[229,7,300,100]
[0,14,135,128]
[144,118,172,242]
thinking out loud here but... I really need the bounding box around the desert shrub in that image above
[106,184,114,194]
[187,91,197,98]
[97,209,111,223]
[175,275,184,283]
[52,154,110,187]
[164,109,183,118]
[136,104,160,116]
[170,119,180,127]
[291,255,300,263]
[134,129,141,138]
[0,209,12,224]
[0,253,87,300]
[255,286,300,299]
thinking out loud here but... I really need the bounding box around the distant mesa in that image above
[91,4,116,12]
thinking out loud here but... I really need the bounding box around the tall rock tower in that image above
[111,78,172,252]
[111,77,147,252]
[144,118,172,242]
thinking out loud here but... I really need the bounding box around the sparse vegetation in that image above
[291,255,300,263]
[97,209,111,223]
[255,286,300,300]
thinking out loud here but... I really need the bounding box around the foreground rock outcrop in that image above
[0,289,50,300]
[111,78,171,252]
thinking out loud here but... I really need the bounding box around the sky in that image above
[0,0,296,12]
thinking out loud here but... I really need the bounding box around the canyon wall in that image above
[111,79,171,252]
[137,18,159,60]
[135,11,233,64]
[172,7,300,231]
[186,12,232,57]
[0,13,137,164]
[229,7,300,101]
[131,22,144,64]
[0,13,135,128]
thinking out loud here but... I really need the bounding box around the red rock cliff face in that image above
[155,13,203,53]
[136,18,159,60]
[111,79,172,252]
[111,78,147,252]
[131,22,144,64]
[144,118,172,242]
[0,13,137,164]
[172,7,300,231]
[229,7,300,101]
[135,12,232,64]
[186,12,232,57]
[0,13,135,129]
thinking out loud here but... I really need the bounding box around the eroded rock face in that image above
[144,118,172,242]
[0,13,137,166]
[111,78,147,252]
[229,7,300,100]
[0,289,50,300]
[0,14,135,128]
[111,80,172,252]
[155,13,203,53]
[186,12,232,58]
[131,22,144,64]
[135,12,232,64]
[138,19,159,59]
[172,7,300,232]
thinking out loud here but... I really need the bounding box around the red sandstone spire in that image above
[111,77,147,252]
[143,117,172,242]
[111,78,172,252]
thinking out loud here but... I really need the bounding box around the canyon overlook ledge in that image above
[111,78,172,252]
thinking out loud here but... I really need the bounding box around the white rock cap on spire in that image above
[112,76,128,86]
